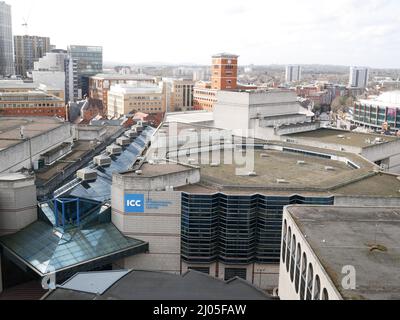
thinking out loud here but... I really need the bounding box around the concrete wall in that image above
[361,140,400,173]
[334,196,400,207]
[278,207,342,300]
[112,168,200,192]
[0,123,72,174]
[112,190,182,274]
[0,174,37,236]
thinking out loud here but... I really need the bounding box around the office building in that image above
[353,91,400,133]
[89,73,155,114]
[279,205,400,300]
[14,35,51,77]
[349,66,369,89]
[31,51,67,101]
[0,1,14,77]
[285,65,302,83]
[67,45,103,101]
[108,122,400,290]
[163,78,194,112]
[107,82,164,118]
[0,80,66,119]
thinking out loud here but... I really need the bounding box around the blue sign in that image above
[124,194,145,213]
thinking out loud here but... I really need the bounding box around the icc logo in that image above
[124,194,145,213]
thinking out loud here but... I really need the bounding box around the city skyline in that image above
[5,0,400,68]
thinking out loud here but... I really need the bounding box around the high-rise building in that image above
[0,1,14,77]
[163,78,194,112]
[285,65,302,83]
[349,66,369,88]
[14,35,51,77]
[67,45,103,101]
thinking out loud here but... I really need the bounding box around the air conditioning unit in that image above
[116,136,131,146]
[107,144,122,155]
[93,155,112,167]
[77,168,98,181]
[125,130,138,138]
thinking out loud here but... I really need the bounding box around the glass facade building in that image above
[68,45,103,99]
[0,1,14,76]
[353,102,400,131]
[181,193,333,265]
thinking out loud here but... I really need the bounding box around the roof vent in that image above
[276,179,288,184]
[116,136,131,146]
[93,155,112,167]
[148,160,155,165]
[337,135,345,139]
[325,166,335,171]
[297,160,306,165]
[107,144,122,155]
[210,163,220,167]
[125,130,138,138]
[135,170,142,175]
[77,168,97,181]
[248,172,257,177]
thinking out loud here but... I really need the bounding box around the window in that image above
[321,288,329,300]
[290,235,296,282]
[306,263,314,300]
[313,275,321,300]
[282,220,287,263]
[294,243,301,293]
[286,227,292,272]
[299,253,307,300]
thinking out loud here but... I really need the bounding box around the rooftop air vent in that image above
[77,168,98,181]
[135,170,143,175]
[116,137,131,146]
[325,166,335,171]
[297,160,306,165]
[106,144,122,155]
[93,155,112,167]
[337,135,345,139]
[210,163,220,167]
[248,172,257,177]
[276,179,288,184]
[125,130,138,139]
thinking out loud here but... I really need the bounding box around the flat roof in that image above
[0,117,66,151]
[123,161,195,178]
[286,128,399,149]
[165,111,214,124]
[286,205,400,300]
[45,269,271,300]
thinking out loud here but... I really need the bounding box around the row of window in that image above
[282,220,329,300]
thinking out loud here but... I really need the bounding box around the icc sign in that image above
[124,194,145,213]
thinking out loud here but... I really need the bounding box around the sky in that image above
[5,0,400,68]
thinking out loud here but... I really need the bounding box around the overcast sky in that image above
[5,0,400,68]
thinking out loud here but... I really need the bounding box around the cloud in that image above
[5,0,400,68]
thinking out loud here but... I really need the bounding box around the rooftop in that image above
[358,91,400,107]
[109,83,162,95]
[45,269,271,300]
[0,117,66,151]
[212,53,239,59]
[165,111,214,125]
[90,73,155,81]
[286,128,399,149]
[286,205,400,300]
